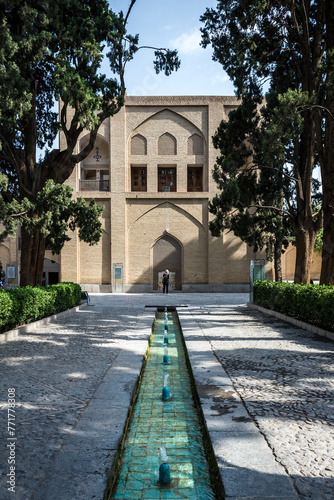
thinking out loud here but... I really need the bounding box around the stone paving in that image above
[189,303,334,499]
[1,293,334,499]
[0,295,154,499]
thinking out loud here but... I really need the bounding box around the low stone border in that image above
[0,301,88,343]
[248,303,334,342]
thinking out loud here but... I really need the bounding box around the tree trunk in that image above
[294,228,317,284]
[319,1,334,285]
[274,239,282,282]
[20,228,46,287]
[320,185,334,285]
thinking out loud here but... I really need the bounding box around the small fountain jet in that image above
[159,446,171,484]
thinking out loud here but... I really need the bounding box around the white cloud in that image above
[170,28,202,54]
[212,73,230,84]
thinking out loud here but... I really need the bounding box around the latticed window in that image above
[187,166,203,192]
[131,166,147,191]
[158,166,177,192]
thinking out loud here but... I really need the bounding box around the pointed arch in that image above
[79,132,109,151]
[132,201,205,231]
[152,233,182,290]
[79,133,110,191]
[133,108,202,135]
[131,133,147,155]
[158,132,177,155]
[188,133,204,155]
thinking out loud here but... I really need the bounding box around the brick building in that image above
[60,95,273,292]
[0,96,321,290]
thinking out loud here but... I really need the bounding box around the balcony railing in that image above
[80,180,109,192]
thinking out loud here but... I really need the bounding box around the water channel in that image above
[110,308,217,500]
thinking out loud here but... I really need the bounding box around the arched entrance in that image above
[153,234,182,290]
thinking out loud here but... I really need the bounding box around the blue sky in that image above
[109,0,235,96]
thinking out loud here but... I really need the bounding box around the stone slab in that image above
[219,466,298,498]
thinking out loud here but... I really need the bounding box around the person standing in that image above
[162,269,169,294]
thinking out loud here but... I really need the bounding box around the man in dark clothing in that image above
[162,269,169,294]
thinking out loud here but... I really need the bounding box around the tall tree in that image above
[0,0,179,286]
[209,92,297,282]
[319,1,334,284]
[201,0,333,284]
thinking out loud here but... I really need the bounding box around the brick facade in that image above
[0,95,321,291]
[60,96,268,291]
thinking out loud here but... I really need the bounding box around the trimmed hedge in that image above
[254,280,334,332]
[0,282,81,333]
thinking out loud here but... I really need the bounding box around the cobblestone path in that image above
[0,297,144,499]
[192,304,334,500]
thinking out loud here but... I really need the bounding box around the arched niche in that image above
[152,234,182,290]
[158,132,177,155]
[79,133,110,191]
[131,134,147,155]
[187,133,204,155]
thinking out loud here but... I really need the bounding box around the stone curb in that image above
[177,308,298,499]
[248,303,334,341]
[0,302,88,343]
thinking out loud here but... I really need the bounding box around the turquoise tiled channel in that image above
[112,310,216,500]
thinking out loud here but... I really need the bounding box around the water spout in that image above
[160,446,168,462]
[163,346,170,364]
[159,446,171,483]
[162,374,170,400]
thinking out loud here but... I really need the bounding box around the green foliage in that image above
[314,227,323,256]
[201,0,326,282]
[0,282,81,333]
[0,179,103,253]
[0,291,13,329]
[254,280,334,332]
[0,0,179,285]
[208,93,296,262]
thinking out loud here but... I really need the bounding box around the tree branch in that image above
[0,133,20,175]
[124,0,137,26]
[248,204,294,219]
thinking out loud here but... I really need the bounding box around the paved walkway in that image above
[1,293,334,499]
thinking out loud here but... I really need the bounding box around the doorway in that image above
[153,235,182,290]
[42,258,60,285]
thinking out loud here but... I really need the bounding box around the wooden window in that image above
[158,166,177,192]
[187,166,203,192]
[131,166,147,191]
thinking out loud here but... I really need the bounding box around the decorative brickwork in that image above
[158,132,177,155]
[57,95,321,292]
[187,133,204,155]
[131,134,147,155]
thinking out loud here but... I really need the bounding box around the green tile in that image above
[112,311,216,500]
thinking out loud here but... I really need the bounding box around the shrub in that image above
[0,282,81,333]
[0,291,14,330]
[254,280,334,332]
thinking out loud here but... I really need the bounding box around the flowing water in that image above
[112,309,217,499]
